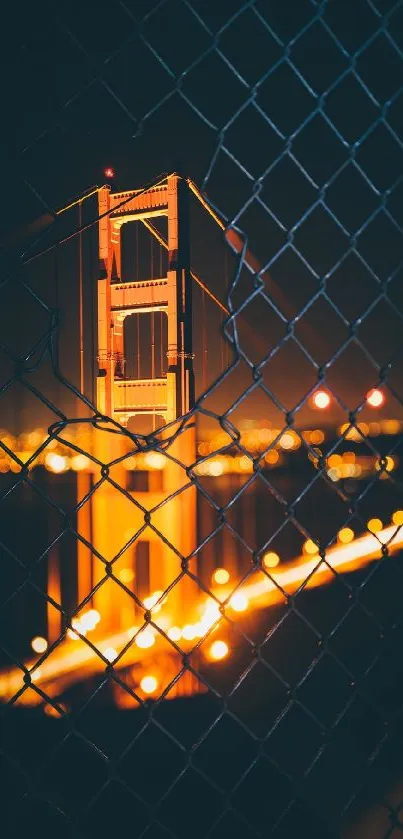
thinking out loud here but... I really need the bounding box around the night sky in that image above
[0,0,402,434]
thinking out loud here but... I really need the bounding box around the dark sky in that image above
[0,0,402,435]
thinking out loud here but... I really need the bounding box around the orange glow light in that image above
[213,568,230,585]
[45,453,68,473]
[263,551,280,569]
[265,449,279,465]
[366,388,384,408]
[303,539,319,555]
[143,591,164,613]
[367,518,383,534]
[182,624,196,641]
[338,527,354,544]
[140,675,158,695]
[167,626,182,642]
[313,390,331,410]
[229,593,248,612]
[31,636,48,654]
[119,567,134,584]
[209,640,229,661]
[104,647,118,662]
[104,167,115,179]
[135,630,155,649]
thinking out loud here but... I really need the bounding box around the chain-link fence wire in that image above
[1,0,403,836]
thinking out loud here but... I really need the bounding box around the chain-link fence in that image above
[1,1,403,837]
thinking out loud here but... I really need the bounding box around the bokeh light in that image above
[263,551,280,569]
[45,453,68,473]
[313,390,331,410]
[135,630,155,649]
[182,624,196,641]
[366,388,384,408]
[104,647,118,662]
[31,636,48,654]
[167,626,182,642]
[303,539,319,555]
[209,640,229,661]
[229,593,248,612]
[367,518,383,533]
[213,568,230,585]
[118,567,134,584]
[338,527,355,544]
[140,675,158,694]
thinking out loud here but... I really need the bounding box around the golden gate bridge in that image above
[1,172,402,711]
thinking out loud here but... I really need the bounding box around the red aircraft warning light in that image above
[366,388,384,408]
[312,390,331,410]
[104,167,115,179]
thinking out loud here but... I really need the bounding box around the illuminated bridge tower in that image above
[96,173,194,425]
[79,174,197,633]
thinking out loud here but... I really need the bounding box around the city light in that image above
[31,636,48,654]
[207,459,224,477]
[303,539,319,555]
[209,640,229,661]
[263,551,280,568]
[182,624,196,641]
[367,388,385,408]
[104,167,115,179]
[392,510,403,526]
[263,551,280,569]
[68,618,86,640]
[104,647,118,662]
[199,600,221,633]
[229,593,248,612]
[45,453,68,473]
[70,454,91,471]
[79,610,100,632]
[143,591,164,613]
[312,390,331,410]
[144,452,166,470]
[265,450,279,465]
[118,567,134,584]
[135,630,155,649]
[367,518,383,534]
[167,626,182,642]
[279,432,296,450]
[140,675,158,695]
[309,429,325,444]
[338,527,355,544]
[213,568,230,585]
[67,609,100,640]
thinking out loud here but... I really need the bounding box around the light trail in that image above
[236,524,403,607]
[0,525,402,705]
[0,625,150,705]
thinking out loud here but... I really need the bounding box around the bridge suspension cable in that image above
[140,217,229,316]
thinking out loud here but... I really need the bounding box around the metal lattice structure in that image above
[1,1,403,837]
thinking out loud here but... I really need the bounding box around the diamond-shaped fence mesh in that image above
[1,1,403,837]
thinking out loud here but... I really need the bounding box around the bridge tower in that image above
[77,174,197,634]
[96,173,194,425]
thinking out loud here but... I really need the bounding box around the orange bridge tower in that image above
[77,174,197,634]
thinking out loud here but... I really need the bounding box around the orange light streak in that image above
[1,526,402,705]
[240,525,403,607]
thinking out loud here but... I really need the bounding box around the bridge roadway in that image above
[0,525,402,705]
